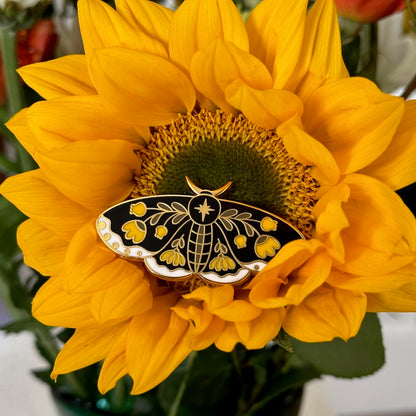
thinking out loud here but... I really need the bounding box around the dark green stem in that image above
[359,22,378,83]
[168,351,197,416]
[231,348,243,378]
[0,26,24,114]
[0,24,35,172]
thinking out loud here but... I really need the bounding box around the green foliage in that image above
[290,313,385,378]
[0,196,25,260]
[342,34,361,76]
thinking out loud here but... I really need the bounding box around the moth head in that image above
[185,176,232,197]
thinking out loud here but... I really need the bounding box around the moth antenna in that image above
[185,176,202,195]
[212,181,232,197]
[185,176,232,197]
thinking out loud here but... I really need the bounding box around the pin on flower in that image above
[1,0,416,396]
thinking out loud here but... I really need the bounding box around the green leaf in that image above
[0,317,37,333]
[290,313,385,378]
[0,195,25,259]
[342,34,361,77]
[248,362,319,416]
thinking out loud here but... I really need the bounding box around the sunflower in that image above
[1,0,416,395]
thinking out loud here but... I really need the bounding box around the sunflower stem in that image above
[231,348,243,379]
[168,351,197,416]
[0,24,34,172]
[358,22,378,83]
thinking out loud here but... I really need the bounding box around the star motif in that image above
[195,198,214,221]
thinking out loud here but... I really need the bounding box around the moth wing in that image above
[96,195,192,263]
[199,199,304,284]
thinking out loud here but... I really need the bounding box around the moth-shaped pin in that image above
[96,177,304,285]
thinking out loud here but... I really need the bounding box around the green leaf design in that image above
[290,313,385,378]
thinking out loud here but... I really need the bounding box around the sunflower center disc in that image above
[130,110,320,290]
[133,109,319,235]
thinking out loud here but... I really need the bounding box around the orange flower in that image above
[334,0,406,22]
[0,19,57,105]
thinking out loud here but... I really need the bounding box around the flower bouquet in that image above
[0,0,416,415]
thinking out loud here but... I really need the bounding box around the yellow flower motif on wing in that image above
[0,0,416,397]
[209,255,236,272]
[255,235,281,259]
[155,225,168,239]
[122,220,146,243]
[130,201,147,217]
[234,234,247,248]
[160,249,186,267]
[260,216,278,232]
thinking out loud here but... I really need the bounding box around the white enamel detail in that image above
[97,215,153,258]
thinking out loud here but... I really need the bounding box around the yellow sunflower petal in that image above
[17,219,67,276]
[91,271,152,323]
[287,0,348,96]
[35,139,139,212]
[127,292,192,395]
[236,309,285,349]
[214,322,239,352]
[314,182,350,263]
[283,285,367,342]
[115,0,172,53]
[184,285,235,310]
[32,274,96,328]
[0,170,92,240]
[334,175,416,275]
[190,39,272,113]
[303,77,405,175]
[246,0,307,88]
[5,109,36,156]
[63,223,143,294]
[328,265,416,293]
[17,55,95,100]
[78,0,163,57]
[172,300,225,350]
[277,119,340,187]
[249,239,325,286]
[52,322,128,379]
[190,317,224,350]
[173,300,214,335]
[25,96,145,152]
[215,308,284,351]
[90,47,195,126]
[249,249,331,309]
[213,299,261,322]
[169,0,248,71]
[225,82,303,129]
[367,280,416,312]
[98,331,129,394]
[361,100,416,190]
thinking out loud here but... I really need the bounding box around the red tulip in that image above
[0,19,57,105]
[334,0,406,22]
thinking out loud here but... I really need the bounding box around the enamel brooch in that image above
[96,177,304,285]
